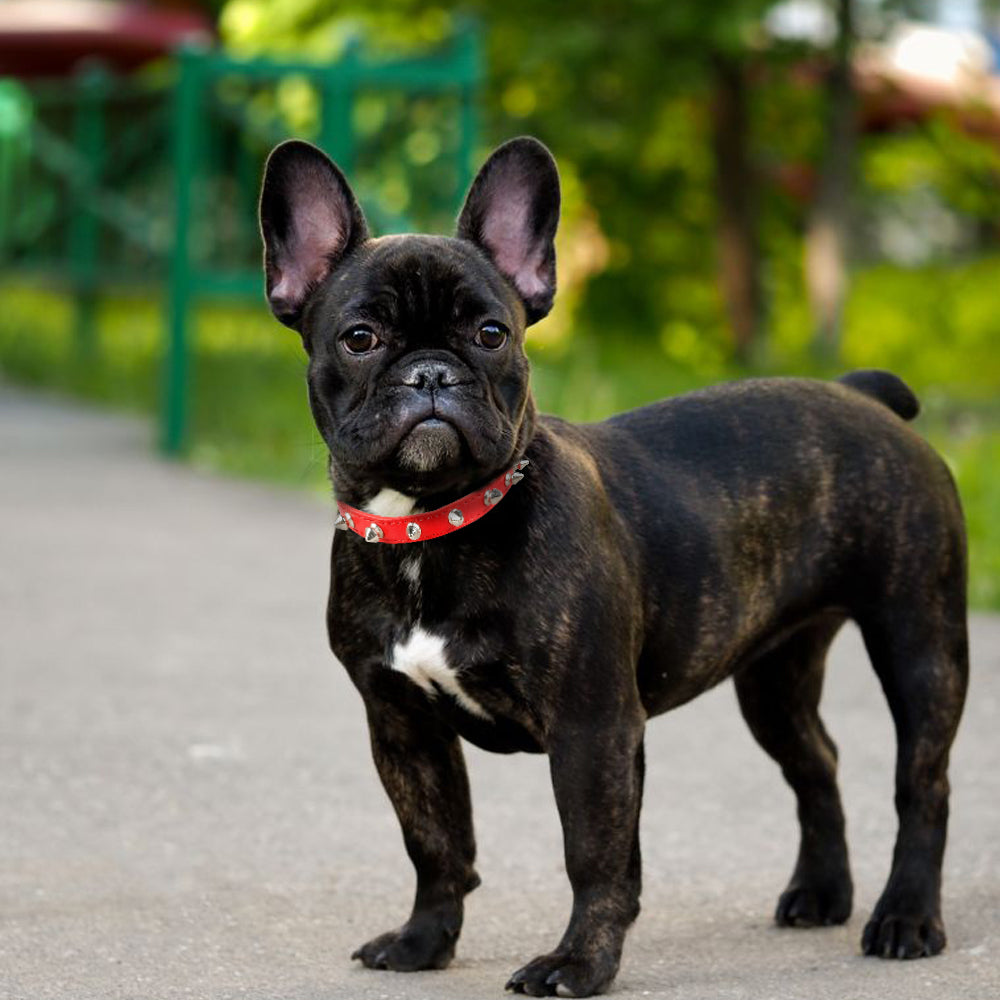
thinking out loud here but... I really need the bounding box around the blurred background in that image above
[0,0,997,607]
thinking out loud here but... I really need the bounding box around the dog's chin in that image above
[396,418,463,473]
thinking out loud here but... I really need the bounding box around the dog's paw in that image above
[351,911,459,972]
[775,878,852,927]
[505,949,618,997]
[862,910,946,959]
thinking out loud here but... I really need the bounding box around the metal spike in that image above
[483,488,503,506]
[511,471,524,484]
[364,523,383,543]
[406,522,421,541]
[335,513,348,531]
[448,508,464,526]
[515,459,530,471]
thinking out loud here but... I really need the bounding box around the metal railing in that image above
[0,26,482,454]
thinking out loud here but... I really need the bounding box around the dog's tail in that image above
[838,369,920,422]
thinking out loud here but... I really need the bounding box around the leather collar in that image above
[335,460,529,544]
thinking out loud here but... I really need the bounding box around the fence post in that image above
[0,81,33,251]
[455,23,481,205]
[320,39,359,173]
[162,45,203,456]
[69,62,108,361]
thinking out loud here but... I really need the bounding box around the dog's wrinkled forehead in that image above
[310,234,523,343]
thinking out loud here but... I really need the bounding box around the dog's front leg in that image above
[351,691,479,972]
[507,719,645,997]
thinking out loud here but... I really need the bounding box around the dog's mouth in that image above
[396,416,463,472]
[327,385,512,492]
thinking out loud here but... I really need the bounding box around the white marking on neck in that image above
[399,554,422,611]
[400,555,421,585]
[389,627,491,720]
[364,488,417,518]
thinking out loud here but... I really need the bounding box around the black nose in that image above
[399,360,464,391]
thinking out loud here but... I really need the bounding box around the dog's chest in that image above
[388,625,491,719]
[387,553,491,720]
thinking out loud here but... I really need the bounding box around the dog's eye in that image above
[341,326,379,355]
[476,322,508,350]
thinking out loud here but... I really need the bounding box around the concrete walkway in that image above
[1,383,998,1000]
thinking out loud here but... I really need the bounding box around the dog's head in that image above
[259,137,560,500]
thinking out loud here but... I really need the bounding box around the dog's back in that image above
[546,372,965,712]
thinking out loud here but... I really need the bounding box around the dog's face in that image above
[259,138,561,497]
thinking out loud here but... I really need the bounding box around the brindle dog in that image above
[258,136,968,997]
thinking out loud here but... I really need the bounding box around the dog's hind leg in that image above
[857,596,968,959]
[734,616,854,927]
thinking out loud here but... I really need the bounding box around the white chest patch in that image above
[365,488,417,517]
[389,627,491,720]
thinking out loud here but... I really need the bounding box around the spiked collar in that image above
[335,460,529,544]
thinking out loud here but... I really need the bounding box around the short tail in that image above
[838,369,920,421]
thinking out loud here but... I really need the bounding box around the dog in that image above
[258,136,968,997]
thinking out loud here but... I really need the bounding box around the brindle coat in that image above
[259,137,968,997]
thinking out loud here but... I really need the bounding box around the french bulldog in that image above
[258,136,968,997]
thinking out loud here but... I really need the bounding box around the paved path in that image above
[1,384,998,1000]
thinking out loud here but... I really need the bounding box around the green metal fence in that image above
[0,27,481,455]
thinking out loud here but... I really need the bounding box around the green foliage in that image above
[766,256,1000,394]
[864,116,1000,234]
[939,430,1000,609]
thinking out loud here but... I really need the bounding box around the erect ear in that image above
[456,137,560,324]
[259,140,368,330]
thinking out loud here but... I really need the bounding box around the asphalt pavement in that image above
[1,383,998,1000]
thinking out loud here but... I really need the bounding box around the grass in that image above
[1,278,998,609]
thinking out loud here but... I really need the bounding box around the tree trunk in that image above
[711,52,763,366]
[805,0,856,359]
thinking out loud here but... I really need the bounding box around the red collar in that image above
[335,460,529,544]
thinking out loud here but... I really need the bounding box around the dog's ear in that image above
[259,140,368,330]
[456,137,560,324]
